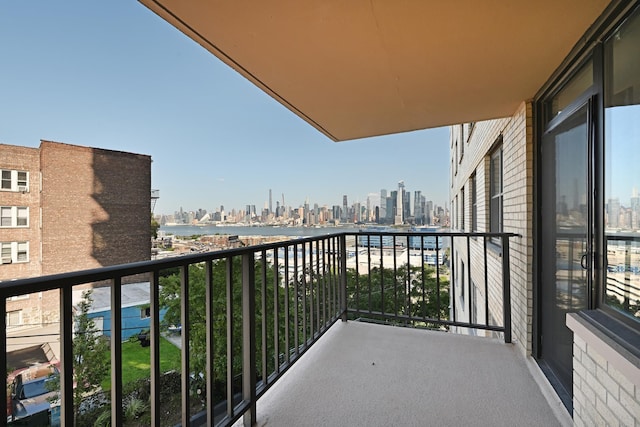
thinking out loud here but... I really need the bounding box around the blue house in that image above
[72,283,168,341]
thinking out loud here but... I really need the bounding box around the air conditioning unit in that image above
[17,185,28,193]
[0,258,12,265]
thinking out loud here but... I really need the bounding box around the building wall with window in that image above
[0,145,41,280]
[0,140,151,329]
[450,2,640,423]
[449,102,534,355]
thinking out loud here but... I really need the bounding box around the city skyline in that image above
[161,179,447,227]
[0,2,450,215]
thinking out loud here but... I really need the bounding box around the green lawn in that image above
[101,336,181,390]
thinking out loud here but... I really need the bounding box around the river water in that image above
[159,224,367,237]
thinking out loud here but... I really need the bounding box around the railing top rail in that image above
[348,231,521,238]
[0,233,341,298]
[0,230,520,298]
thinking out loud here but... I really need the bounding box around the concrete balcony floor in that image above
[238,321,571,427]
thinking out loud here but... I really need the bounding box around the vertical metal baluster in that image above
[451,236,457,323]
[502,235,512,343]
[355,235,360,316]
[340,234,348,321]
[406,235,411,323]
[393,235,398,321]
[302,242,307,347]
[467,235,472,326]
[111,276,123,427]
[261,250,268,387]
[484,236,489,326]
[181,265,190,426]
[379,235,384,318]
[291,244,296,358]
[204,260,214,426]
[421,236,426,321]
[283,250,291,363]
[274,248,280,373]
[367,234,372,316]
[0,295,6,427]
[242,253,257,427]
[151,269,161,427]
[226,257,234,419]
[436,236,441,321]
[60,285,74,425]
[321,239,327,329]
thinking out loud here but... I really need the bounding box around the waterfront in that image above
[160,224,376,238]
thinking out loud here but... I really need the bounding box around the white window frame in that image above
[0,241,29,264]
[0,170,29,192]
[6,310,22,328]
[0,207,29,228]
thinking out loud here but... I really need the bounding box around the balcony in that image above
[1,231,566,426]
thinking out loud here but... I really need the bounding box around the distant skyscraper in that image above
[396,181,405,225]
[343,195,348,221]
[269,189,273,214]
[380,189,387,220]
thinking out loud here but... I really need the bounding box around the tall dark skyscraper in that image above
[342,195,348,221]
[269,189,273,214]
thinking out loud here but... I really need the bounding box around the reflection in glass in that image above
[604,8,640,320]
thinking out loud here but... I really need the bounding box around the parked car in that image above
[7,364,59,424]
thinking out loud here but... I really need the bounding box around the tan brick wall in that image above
[0,144,42,281]
[573,333,640,426]
[2,140,151,327]
[449,102,534,355]
[40,140,151,275]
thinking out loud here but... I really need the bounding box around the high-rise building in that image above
[342,195,348,222]
[269,189,273,214]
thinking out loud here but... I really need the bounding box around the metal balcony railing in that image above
[1,231,517,426]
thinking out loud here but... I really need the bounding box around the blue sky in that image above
[0,1,450,215]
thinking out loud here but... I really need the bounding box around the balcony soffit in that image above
[139,0,611,141]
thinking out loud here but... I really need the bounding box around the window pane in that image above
[17,242,27,262]
[604,8,640,320]
[17,171,27,187]
[1,171,10,189]
[1,207,11,227]
[1,243,11,260]
[17,208,28,226]
[547,60,593,121]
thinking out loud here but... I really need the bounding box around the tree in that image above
[150,214,160,239]
[47,290,110,423]
[72,290,110,417]
[159,258,292,402]
[346,265,449,327]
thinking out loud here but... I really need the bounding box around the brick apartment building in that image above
[1,140,151,330]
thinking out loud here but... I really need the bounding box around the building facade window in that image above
[0,169,29,192]
[140,307,151,319]
[0,241,29,263]
[490,144,503,234]
[0,207,29,228]
[6,310,22,328]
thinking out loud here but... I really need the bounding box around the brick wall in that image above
[569,315,640,426]
[40,140,151,275]
[449,101,534,355]
[0,144,42,281]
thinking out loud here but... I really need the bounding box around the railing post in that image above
[242,253,257,426]
[340,234,348,322]
[502,234,512,344]
[111,277,123,427]
[0,296,5,427]
[60,285,74,426]
[180,265,190,427]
